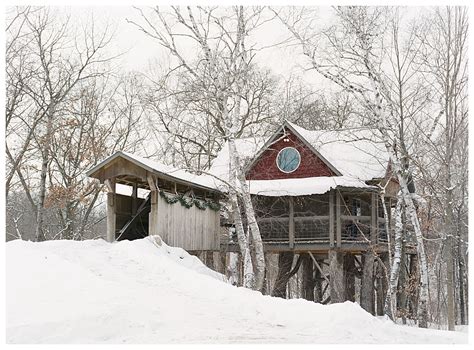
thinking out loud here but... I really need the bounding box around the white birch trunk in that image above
[384,190,404,320]
[229,138,255,289]
[366,63,430,329]
[225,6,265,291]
[236,167,266,291]
[394,165,430,328]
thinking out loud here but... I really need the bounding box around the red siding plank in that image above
[247,130,336,180]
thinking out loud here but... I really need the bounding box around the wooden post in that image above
[289,197,295,249]
[336,191,341,248]
[375,257,388,316]
[213,251,225,274]
[131,182,138,215]
[301,254,315,301]
[329,190,335,248]
[344,254,356,302]
[148,174,159,236]
[371,192,378,243]
[329,250,345,303]
[360,251,375,314]
[105,178,116,243]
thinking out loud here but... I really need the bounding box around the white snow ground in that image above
[6,237,468,344]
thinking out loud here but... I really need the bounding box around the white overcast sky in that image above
[5,2,460,90]
[37,5,337,90]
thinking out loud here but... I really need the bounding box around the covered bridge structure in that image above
[86,151,225,252]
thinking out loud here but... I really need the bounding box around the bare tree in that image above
[5,7,147,242]
[128,6,270,290]
[275,6,433,327]
[413,6,468,330]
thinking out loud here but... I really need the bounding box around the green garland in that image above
[158,190,221,212]
[193,198,208,210]
[159,190,179,204]
[206,200,221,212]
[179,195,194,209]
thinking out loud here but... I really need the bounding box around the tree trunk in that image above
[236,170,266,291]
[35,110,54,242]
[446,187,455,330]
[384,192,404,320]
[229,190,254,289]
[395,167,430,328]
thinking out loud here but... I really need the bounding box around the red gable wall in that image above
[246,129,337,180]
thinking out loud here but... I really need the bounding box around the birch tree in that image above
[413,6,468,329]
[129,6,267,290]
[275,6,431,327]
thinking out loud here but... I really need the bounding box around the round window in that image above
[276,147,301,173]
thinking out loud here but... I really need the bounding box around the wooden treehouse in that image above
[87,121,418,316]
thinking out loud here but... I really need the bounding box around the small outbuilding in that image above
[86,151,225,252]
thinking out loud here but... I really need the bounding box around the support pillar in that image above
[375,257,387,316]
[131,182,138,215]
[329,250,345,303]
[344,254,356,302]
[360,251,375,314]
[380,253,390,316]
[314,262,322,303]
[302,254,315,301]
[289,197,295,249]
[148,174,159,236]
[105,178,116,243]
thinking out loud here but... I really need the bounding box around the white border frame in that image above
[276,147,301,174]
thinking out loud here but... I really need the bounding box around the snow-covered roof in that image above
[87,151,226,193]
[209,121,389,196]
[248,176,374,197]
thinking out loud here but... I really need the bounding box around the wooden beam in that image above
[105,178,116,243]
[308,251,330,285]
[341,215,371,221]
[371,192,378,243]
[289,197,295,249]
[148,173,159,237]
[336,191,341,248]
[329,190,335,248]
[132,182,138,215]
[257,216,329,223]
[147,173,158,191]
[149,190,159,236]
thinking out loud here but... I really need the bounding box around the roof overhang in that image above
[86,151,223,195]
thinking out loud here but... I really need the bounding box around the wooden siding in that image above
[155,192,220,251]
[247,129,337,180]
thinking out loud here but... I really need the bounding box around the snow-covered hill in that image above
[6,237,467,343]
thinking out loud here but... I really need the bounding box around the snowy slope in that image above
[6,237,467,344]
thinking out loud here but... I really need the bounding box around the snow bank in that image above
[6,238,467,344]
